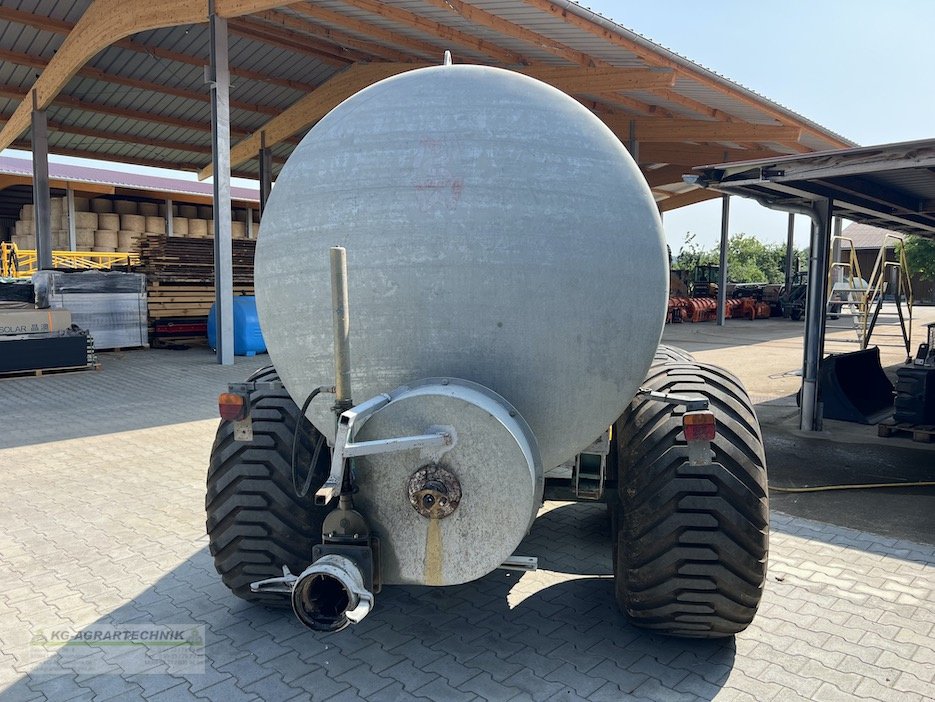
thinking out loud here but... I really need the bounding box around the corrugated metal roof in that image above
[0,0,855,203]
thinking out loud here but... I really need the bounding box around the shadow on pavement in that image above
[6,504,737,701]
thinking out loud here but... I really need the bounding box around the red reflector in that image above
[218,392,247,421]
[683,411,716,442]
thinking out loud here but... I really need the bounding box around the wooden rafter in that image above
[336,0,526,64]
[228,18,358,65]
[291,2,448,61]
[0,5,312,93]
[657,189,720,212]
[522,0,851,149]
[517,67,675,93]
[602,117,802,144]
[259,10,416,63]
[198,62,427,180]
[0,0,296,153]
[637,143,784,166]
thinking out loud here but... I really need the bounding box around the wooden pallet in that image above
[0,362,101,379]
[878,420,935,443]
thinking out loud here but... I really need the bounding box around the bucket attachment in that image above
[816,347,894,424]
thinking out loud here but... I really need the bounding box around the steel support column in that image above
[246,208,254,239]
[209,3,233,365]
[800,198,833,431]
[66,188,77,251]
[259,131,272,215]
[716,194,730,325]
[784,213,795,291]
[30,91,52,270]
[165,198,174,236]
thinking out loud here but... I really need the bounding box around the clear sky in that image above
[4,1,932,254]
[583,0,935,254]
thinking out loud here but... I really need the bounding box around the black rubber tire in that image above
[206,366,331,606]
[613,361,768,638]
[652,344,695,366]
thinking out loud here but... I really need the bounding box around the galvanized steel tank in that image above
[255,64,668,471]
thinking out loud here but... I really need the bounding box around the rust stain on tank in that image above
[423,519,443,585]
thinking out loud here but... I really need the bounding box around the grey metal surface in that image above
[717,194,729,326]
[209,7,234,366]
[352,379,542,585]
[256,65,669,471]
[30,97,52,270]
[784,212,795,291]
[801,199,833,431]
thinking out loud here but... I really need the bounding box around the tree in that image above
[902,235,935,282]
[672,232,797,284]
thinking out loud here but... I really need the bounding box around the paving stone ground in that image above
[1,348,933,701]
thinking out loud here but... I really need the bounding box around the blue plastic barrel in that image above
[207,296,267,356]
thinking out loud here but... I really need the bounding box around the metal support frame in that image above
[830,216,843,284]
[800,197,833,431]
[784,213,795,291]
[165,198,174,236]
[716,194,730,326]
[30,91,52,270]
[259,131,272,215]
[66,188,76,251]
[208,3,234,365]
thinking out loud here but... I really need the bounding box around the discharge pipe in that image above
[291,554,374,632]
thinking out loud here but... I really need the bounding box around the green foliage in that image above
[902,235,935,282]
[673,232,799,284]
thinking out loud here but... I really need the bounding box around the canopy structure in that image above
[0,0,856,362]
[689,139,935,431]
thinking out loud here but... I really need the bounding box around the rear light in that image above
[683,410,716,442]
[218,392,247,421]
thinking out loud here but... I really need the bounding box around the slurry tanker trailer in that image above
[207,62,768,638]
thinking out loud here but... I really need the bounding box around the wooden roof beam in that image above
[336,0,526,64]
[227,18,358,65]
[522,0,851,148]
[198,62,428,180]
[258,10,417,63]
[290,2,449,61]
[636,143,785,166]
[0,5,312,95]
[656,189,721,212]
[518,66,675,93]
[0,0,294,152]
[603,117,802,144]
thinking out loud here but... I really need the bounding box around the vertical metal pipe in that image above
[716,194,730,325]
[246,208,254,239]
[330,246,352,412]
[209,3,234,365]
[626,120,639,162]
[799,198,832,431]
[259,131,272,215]
[66,188,76,251]
[784,213,795,291]
[165,198,174,237]
[31,91,52,270]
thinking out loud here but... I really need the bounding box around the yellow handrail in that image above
[860,233,913,351]
[1,242,139,279]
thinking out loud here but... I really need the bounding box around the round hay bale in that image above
[178,204,198,218]
[97,213,119,230]
[20,204,34,221]
[114,200,138,215]
[144,216,165,234]
[197,205,213,219]
[15,220,35,236]
[188,218,208,237]
[90,198,113,213]
[73,196,90,211]
[92,246,117,253]
[120,214,145,231]
[171,217,189,236]
[231,221,246,237]
[94,230,119,249]
[138,202,159,216]
[75,229,95,248]
[75,211,99,229]
[117,231,140,250]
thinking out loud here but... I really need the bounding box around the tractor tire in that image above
[206,366,331,606]
[653,344,694,366]
[613,361,768,637]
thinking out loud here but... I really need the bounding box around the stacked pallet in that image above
[135,235,256,344]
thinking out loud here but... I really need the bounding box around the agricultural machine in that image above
[207,65,768,638]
